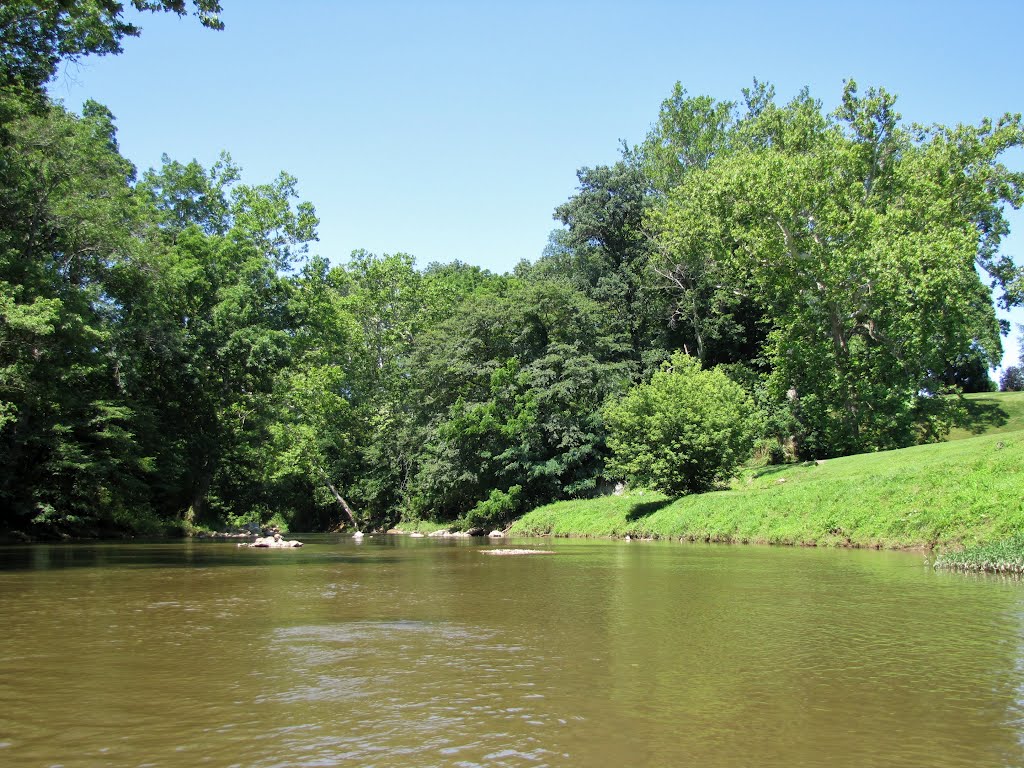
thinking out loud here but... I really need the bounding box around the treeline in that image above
[2,3,1022,537]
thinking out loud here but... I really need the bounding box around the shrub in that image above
[753,437,790,466]
[266,511,290,534]
[461,485,522,529]
[603,353,756,496]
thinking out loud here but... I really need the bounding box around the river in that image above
[2,535,1023,767]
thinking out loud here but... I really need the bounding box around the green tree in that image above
[1000,366,1024,392]
[538,158,682,374]
[603,353,755,496]
[265,256,366,530]
[406,280,633,522]
[0,0,226,535]
[942,349,996,393]
[0,96,154,532]
[647,81,1020,457]
[137,152,316,522]
[0,0,223,92]
[640,87,769,368]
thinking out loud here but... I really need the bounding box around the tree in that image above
[129,153,317,524]
[1000,366,1024,392]
[603,353,755,496]
[0,96,153,532]
[0,0,227,535]
[942,349,996,393]
[0,0,223,92]
[646,81,1021,457]
[638,85,771,368]
[537,158,679,374]
[405,279,633,522]
[266,256,366,530]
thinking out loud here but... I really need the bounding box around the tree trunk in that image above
[186,468,213,523]
[320,470,358,529]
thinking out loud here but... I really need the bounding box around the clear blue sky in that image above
[49,0,1024,367]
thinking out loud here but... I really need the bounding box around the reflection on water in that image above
[2,535,1024,767]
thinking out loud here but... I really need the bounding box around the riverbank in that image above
[510,431,1024,551]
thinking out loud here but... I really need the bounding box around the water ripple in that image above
[247,620,562,766]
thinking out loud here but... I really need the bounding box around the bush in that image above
[603,353,756,496]
[266,511,290,534]
[225,505,268,531]
[461,485,522,530]
[753,437,791,466]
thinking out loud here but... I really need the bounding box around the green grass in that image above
[511,430,1024,550]
[946,390,1024,441]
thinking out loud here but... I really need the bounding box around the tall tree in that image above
[641,87,768,368]
[543,159,669,370]
[0,96,152,532]
[130,153,317,522]
[266,256,366,530]
[647,81,1021,456]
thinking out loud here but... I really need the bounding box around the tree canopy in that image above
[1,1,222,91]
[644,81,1019,456]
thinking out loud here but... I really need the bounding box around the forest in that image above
[2,1,1023,538]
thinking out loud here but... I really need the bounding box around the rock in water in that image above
[242,533,303,548]
[482,549,554,556]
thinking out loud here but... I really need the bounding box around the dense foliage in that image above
[604,354,755,495]
[1,3,1021,537]
[644,81,1018,457]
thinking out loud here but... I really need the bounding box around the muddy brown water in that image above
[2,535,1023,767]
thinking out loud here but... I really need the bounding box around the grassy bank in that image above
[510,431,1024,550]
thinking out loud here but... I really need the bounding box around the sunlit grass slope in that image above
[510,431,1024,549]
[946,390,1024,441]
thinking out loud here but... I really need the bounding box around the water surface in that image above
[2,536,1022,767]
